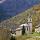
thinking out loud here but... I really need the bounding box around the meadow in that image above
[16,32,40,40]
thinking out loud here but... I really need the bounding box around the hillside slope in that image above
[0,4,40,29]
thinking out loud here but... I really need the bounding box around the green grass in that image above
[16,34,31,40]
[16,33,40,40]
[32,32,40,36]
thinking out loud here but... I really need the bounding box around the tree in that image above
[22,25,25,35]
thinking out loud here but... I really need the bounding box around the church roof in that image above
[16,23,29,31]
[19,23,29,27]
[16,28,22,31]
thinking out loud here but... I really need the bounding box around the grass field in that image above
[16,33,40,40]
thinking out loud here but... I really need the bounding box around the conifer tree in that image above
[22,25,25,35]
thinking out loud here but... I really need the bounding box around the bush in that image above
[10,36,16,40]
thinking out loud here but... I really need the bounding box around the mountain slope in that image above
[0,4,40,29]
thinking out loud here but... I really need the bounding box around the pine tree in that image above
[22,25,25,35]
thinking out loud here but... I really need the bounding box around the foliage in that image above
[32,12,40,32]
[10,36,16,40]
[32,32,40,36]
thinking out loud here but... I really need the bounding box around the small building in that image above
[35,24,40,33]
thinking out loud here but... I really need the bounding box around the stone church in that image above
[16,16,32,36]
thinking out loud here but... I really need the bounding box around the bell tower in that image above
[28,15,32,23]
[28,15,32,33]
